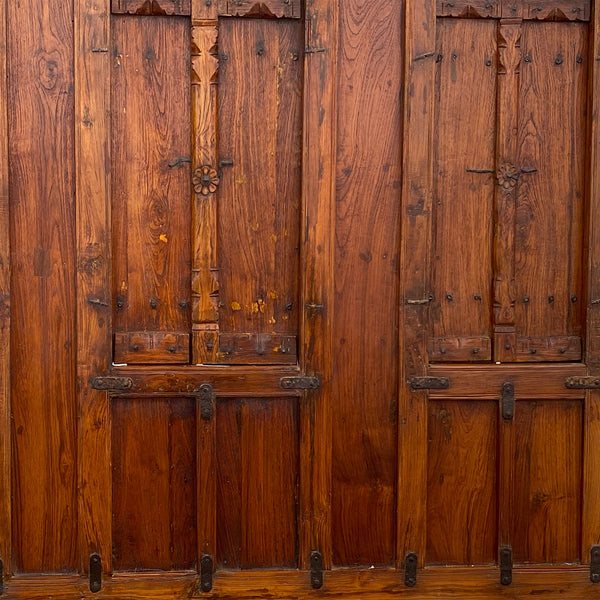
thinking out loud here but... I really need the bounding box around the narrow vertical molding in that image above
[191,1,220,365]
[0,0,11,576]
[75,0,113,573]
[299,0,338,570]
[493,19,521,361]
[582,0,600,559]
[397,0,436,568]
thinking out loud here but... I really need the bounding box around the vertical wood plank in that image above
[300,0,338,570]
[583,0,600,559]
[75,0,113,573]
[0,0,9,575]
[398,0,435,568]
[332,0,402,567]
[8,0,77,573]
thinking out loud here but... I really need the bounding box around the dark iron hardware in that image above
[168,156,191,168]
[200,554,213,593]
[89,553,102,593]
[91,376,133,391]
[280,376,320,390]
[591,546,600,583]
[565,376,600,389]
[404,552,417,587]
[409,376,449,390]
[197,384,215,421]
[310,551,323,589]
[501,382,514,421]
[500,546,512,586]
[218,158,234,169]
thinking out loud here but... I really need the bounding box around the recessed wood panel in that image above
[511,400,582,563]
[216,398,298,569]
[112,398,196,571]
[332,0,401,567]
[431,18,496,363]
[427,401,497,565]
[217,18,302,363]
[111,16,191,353]
[514,22,586,361]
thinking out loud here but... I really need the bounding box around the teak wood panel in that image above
[331,0,402,567]
[111,15,191,362]
[111,398,197,571]
[217,18,302,365]
[8,0,78,573]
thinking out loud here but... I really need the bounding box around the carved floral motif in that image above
[193,166,220,196]
[496,162,519,189]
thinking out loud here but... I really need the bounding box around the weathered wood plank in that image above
[75,0,113,573]
[217,333,297,364]
[332,0,401,567]
[114,332,190,364]
[398,0,436,568]
[8,0,77,573]
[217,0,301,18]
[112,0,191,14]
[437,0,500,19]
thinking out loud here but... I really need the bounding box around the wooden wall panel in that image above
[332,0,402,567]
[111,16,191,353]
[112,398,196,571]
[514,22,586,360]
[217,18,302,363]
[431,19,496,363]
[216,398,298,569]
[511,400,582,563]
[426,401,497,565]
[8,0,77,573]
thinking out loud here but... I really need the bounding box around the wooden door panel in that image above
[216,398,299,569]
[511,400,583,563]
[112,398,197,571]
[217,0,302,18]
[112,0,192,14]
[426,401,498,565]
[431,18,496,363]
[217,18,303,365]
[513,21,586,362]
[111,15,191,364]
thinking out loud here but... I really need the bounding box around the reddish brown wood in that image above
[217,18,302,364]
[111,16,191,358]
[511,400,583,563]
[523,0,590,20]
[514,336,581,362]
[429,337,492,362]
[217,333,297,364]
[217,0,301,18]
[112,0,191,14]
[197,391,216,561]
[427,401,497,565]
[75,0,113,572]
[112,398,197,571]
[216,398,298,568]
[437,0,500,17]
[114,332,190,364]
[8,0,78,573]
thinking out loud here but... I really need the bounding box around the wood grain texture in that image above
[511,400,583,563]
[112,0,191,14]
[218,18,302,364]
[514,21,586,361]
[114,332,190,364]
[332,0,401,567]
[437,0,500,17]
[111,16,191,347]
[431,18,496,363]
[217,0,301,18]
[0,0,10,575]
[112,398,197,571]
[8,0,77,573]
[197,392,216,562]
[75,0,113,573]
[300,0,338,568]
[216,398,298,568]
[427,401,497,565]
[398,0,435,568]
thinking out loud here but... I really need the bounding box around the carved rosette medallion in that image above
[193,166,220,196]
[496,162,518,189]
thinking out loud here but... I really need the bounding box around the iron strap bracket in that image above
[91,376,133,391]
[196,384,215,421]
[501,382,515,421]
[200,554,213,593]
[404,552,417,587]
[591,546,600,583]
[565,376,600,389]
[280,376,320,390]
[310,551,324,589]
[500,546,512,585]
[89,553,101,593]
[409,376,450,390]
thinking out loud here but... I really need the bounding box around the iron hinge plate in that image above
[500,546,512,585]
[501,382,515,421]
[89,553,101,593]
[200,554,213,593]
[404,552,417,587]
[280,376,320,390]
[91,376,133,391]
[197,384,215,421]
[591,546,600,583]
[409,376,450,390]
[310,551,323,589]
[565,376,600,389]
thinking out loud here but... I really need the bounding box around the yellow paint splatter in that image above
[159,233,168,243]
[231,301,241,311]
[251,222,260,232]
[270,234,278,243]
[251,299,266,313]
[268,317,276,324]
[236,174,247,185]
[267,290,279,299]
